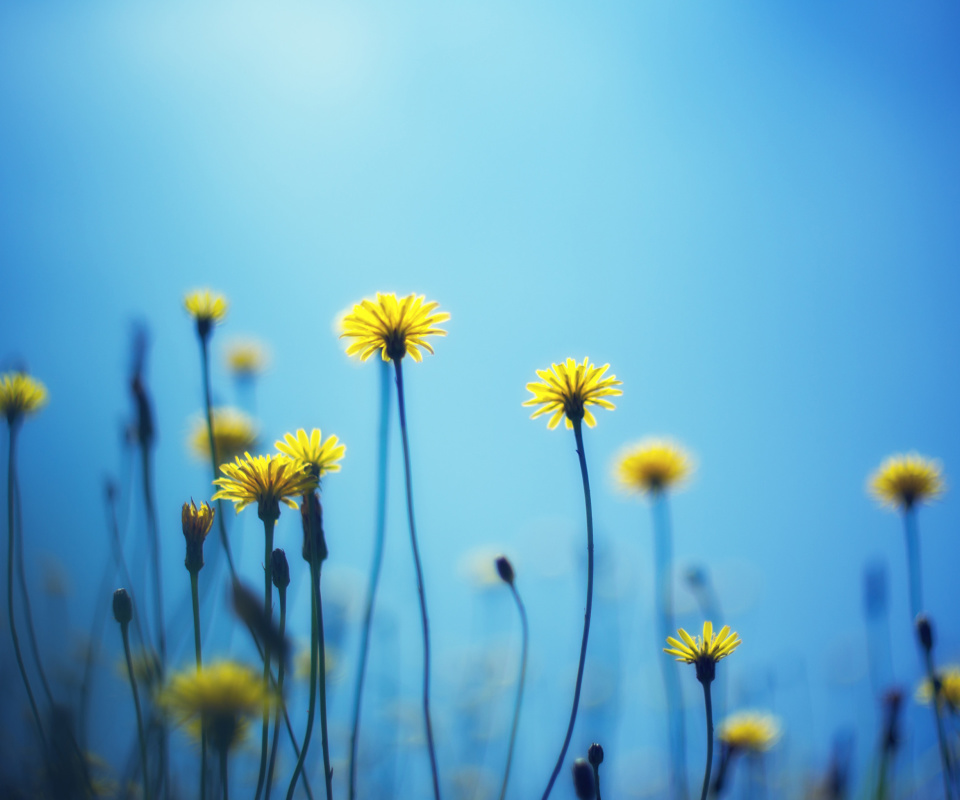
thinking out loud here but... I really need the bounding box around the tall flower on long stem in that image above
[664,621,742,800]
[340,292,449,800]
[1,372,49,753]
[213,452,317,800]
[524,357,622,800]
[614,438,693,800]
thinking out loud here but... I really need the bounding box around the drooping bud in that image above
[916,613,934,653]
[272,549,290,590]
[300,491,328,565]
[113,588,133,626]
[571,758,596,800]
[587,742,604,767]
[182,499,215,573]
[495,555,515,585]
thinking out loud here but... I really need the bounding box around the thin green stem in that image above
[121,620,151,800]
[220,747,229,800]
[902,508,923,622]
[5,424,48,753]
[498,583,529,800]
[254,517,276,800]
[923,649,956,800]
[393,357,441,800]
[541,418,594,800]
[190,571,207,800]
[140,446,166,664]
[700,680,714,800]
[286,556,320,800]
[266,582,287,800]
[317,569,334,800]
[348,359,391,800]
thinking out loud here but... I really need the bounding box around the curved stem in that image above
[348,359,391,800]
[121,621,151,800]
[498,583,529,800]
[700,680,714,800]
[317,569,334,800]
[393,357,441,800]
[254,517,276,800]
[266,583,287,800]
[286,556,320,800]
[190,571,207,800]
[5,424,48,752]
[541,419,594,800]
[902,508,923,622]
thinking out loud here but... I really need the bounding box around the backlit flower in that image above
[664,621,741,683]
[524,357,622,430]
[869,453,945,510]
[718,711,782,753]
[614,438,693,494]
[184,289,228,338]
[212,452,317,520]
[916,665,960,713]
[188,407,259,464]
[224,338,269,378]
[0,372,48,424]
[182,500,215,573]
[339,292,449,362]
[275,428,345,480]
[160,661,274,752]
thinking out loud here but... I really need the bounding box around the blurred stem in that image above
[254,517,275,800]
[220,747,229,800]
[121,618,151,800]
[348,358,391,800]
[266,581,287,800]
[5,423,48,754]
[498,582,529,800]
[286,554,320,800]
[902,507,923,622]
[190,571,207,800]
[317,567,334,800]
[922,647,956,800]
[541,418,594,800]
[393,357,441,800]
[700,680,714,800]
[653,492,688,800]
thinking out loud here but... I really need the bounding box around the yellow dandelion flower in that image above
[614,438,693,495]
[718,711,782,753]
[0,372,48,424]
[664,621,741,683]
[339,292,449,363]
[224,338,269,378]
[212,452,317,520]
[523,357,623,430]
[188,407,259,464]
[159,661,274,752]
[184,289,228,337]
[275,428,345,479]
[869,453,945,510]
[182,500,215,572]
[916,665,960,713]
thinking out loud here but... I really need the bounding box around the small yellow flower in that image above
[159,661,274,752]
[275,429,345,479]
[869,453,945,510]
[184,289,228,336]
[718,711,782,752]
[224,338,269,378]
[339,292,450,362]
[182,500,215,573]
[188,407,259,464]
[664,621,741,683]
[524,357,622,430]
[916,666,960,713]
[614,438,693,495]
[0,372,48,424]
[212,452,317,520]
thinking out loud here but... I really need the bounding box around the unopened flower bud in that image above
[300,492,328,564]
[571,758,596,800]
[113,588,132,626]
[495,555,514,585]
[916,614,934,653]
[182,499,215,573]
[588,742,604,767]
[272,549,290,590]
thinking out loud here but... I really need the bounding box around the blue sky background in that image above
[2,1,959,797]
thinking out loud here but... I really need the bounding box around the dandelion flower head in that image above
[869,452,945,510]
[212,452,317,520]
[0,372,48,424]
[916,665,960,713]
[339,292,449,362]
[275,428,345,480]
[615,438,693,495]
[524,357,622,430]
[160,661,274,752]
[664,620,741,683]
[224,338,269,378]
[184,289,228,336]
[188,407,259,464]
[718,711,782,753]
